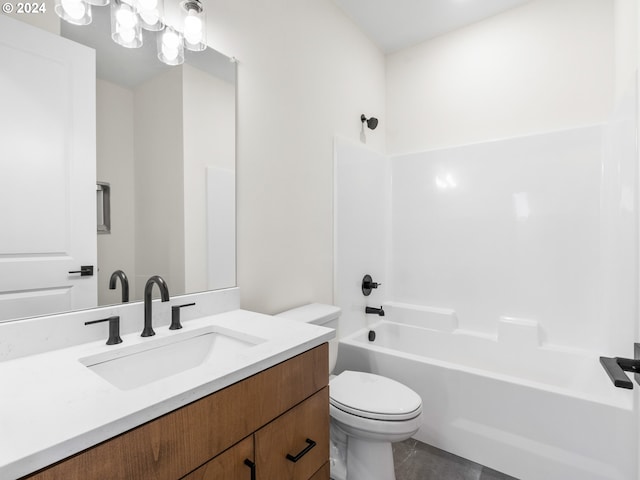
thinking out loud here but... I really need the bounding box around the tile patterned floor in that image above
[393,439,518,480]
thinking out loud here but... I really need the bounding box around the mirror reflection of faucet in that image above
[142,275,170,337]
[109,270,129,303]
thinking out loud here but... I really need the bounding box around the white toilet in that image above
[277,303,423,480]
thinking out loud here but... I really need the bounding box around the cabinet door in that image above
[255,388,329,480]
[182,436,254,480]
[309,463,330,480]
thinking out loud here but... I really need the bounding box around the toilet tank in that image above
[276,303,340,373]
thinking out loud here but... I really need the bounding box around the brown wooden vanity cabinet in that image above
[22,344,329,480]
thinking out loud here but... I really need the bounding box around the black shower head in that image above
[361,114,378,130]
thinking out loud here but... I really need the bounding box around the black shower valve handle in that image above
[362,274,382,296]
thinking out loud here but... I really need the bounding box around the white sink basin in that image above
[80,328,264,390]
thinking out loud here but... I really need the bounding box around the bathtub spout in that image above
[365,306,385,316]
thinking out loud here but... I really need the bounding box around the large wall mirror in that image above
[0,11,236,323]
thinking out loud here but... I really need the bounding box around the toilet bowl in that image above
[276,303,423,480]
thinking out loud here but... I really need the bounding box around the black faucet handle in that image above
[170,302,196,330]
[85,316,123,345]
[362,274,382,296]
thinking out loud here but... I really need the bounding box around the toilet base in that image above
[346,437,395,480]
[330,425,397,480]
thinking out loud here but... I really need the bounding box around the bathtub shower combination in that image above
[335,303,634,480]
[334,88,638,480]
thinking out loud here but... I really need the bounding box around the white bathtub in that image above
[335,320,635,480]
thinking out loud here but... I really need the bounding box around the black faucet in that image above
[109,270,130,303]
[365,306,385,316]
[142,275,170,337]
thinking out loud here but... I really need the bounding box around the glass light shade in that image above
[110,0,143,48]
[157,26,184,66]
[54,0,92,26]
[182,1,206,52]
[138,0,164,32]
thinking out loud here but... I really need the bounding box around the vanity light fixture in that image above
[182,0,206,51]
[55,0,92,26]
[110,0,142,48]
[55,0,209,66]
[157,26,184,66]
[138,0,164,31]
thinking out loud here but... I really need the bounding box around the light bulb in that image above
[61,0,86,20]
[158,27,183,65]
[162,44,179,61]
[118,25,136,43]
[162,29,180,49]
[111,0,141,47]
[184,14,202,44]
[181,1,205,51]
[162,30,180,60]
[115,6,137,28]
[139,9,159,26]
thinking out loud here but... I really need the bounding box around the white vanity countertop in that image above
[0,309,334,479]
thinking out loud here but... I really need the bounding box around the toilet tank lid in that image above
[276,303,341,325]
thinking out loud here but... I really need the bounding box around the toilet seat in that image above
[329,371,422,421]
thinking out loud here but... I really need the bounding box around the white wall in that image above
[96,80,136,304]
[203,0,386,314]
[134,68,185,298]
[334,137,390,337]
[615,0,639,102]
[386,0,615,154]
[4,7,60,34]
[182,64,236,294]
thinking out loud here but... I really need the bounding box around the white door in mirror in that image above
[0,16,97,321]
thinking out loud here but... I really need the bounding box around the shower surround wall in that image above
[335,114,637,355]
[392,126,608,353]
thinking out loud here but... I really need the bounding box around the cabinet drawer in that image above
[181,436,254,480]
[255,387,329,480]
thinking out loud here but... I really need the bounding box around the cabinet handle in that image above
[243,459,256,480]
[286,438,316,463]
